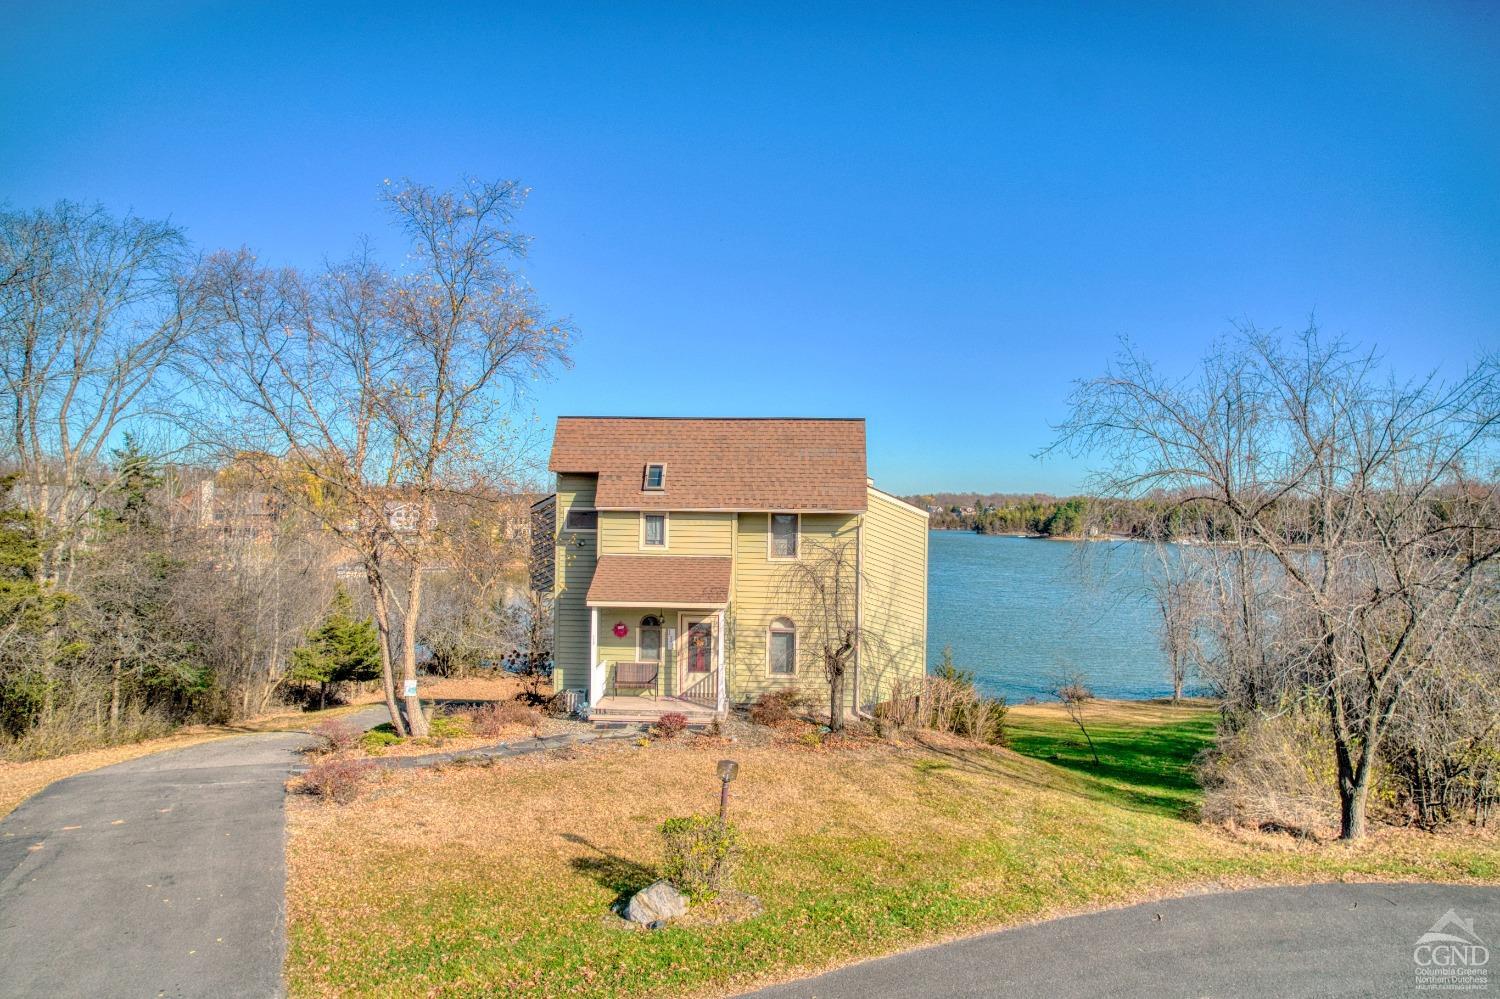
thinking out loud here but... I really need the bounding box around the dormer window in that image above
[643,463,665,490]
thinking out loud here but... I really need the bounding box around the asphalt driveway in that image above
[0,708,384,998]
[741,882,1498,999]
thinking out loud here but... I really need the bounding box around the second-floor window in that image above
[564,508,597,531]
[770,513,799,558]
[642,512,666,547]
[643,463,665,490]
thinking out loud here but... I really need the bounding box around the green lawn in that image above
[1005,701,1218,818]
[284,700,1498,999]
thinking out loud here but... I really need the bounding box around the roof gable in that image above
[549,417,867,512]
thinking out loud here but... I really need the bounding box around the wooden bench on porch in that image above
[613,661,659,697]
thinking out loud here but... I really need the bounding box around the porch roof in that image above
[585,555,732,608]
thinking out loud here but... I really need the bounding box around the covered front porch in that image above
[584,554,733,722]
[586,605,727,722]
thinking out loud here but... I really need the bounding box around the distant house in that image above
[173,477,281,540]
[959,505,977,516]
[532,417,928,724]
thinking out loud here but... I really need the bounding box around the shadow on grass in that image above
[1006,715,1217,818]
[562,833,657,909]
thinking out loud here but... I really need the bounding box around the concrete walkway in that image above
[362,727,634,770]
[740,882,1499,999]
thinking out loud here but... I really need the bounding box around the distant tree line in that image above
[909,492,1149,537]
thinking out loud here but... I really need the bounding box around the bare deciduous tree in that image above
[1053,670,1101,765]
[1145,545,1205,702]
[1053,326,1500,839]
[777,536,864,732]
[0,202,201,585]
[192,178,570,737]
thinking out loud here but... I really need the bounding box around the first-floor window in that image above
[768,617,797,674]
[638,615,663,662]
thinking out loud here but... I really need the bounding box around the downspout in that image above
[855,503,874,721]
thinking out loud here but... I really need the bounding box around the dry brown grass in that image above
[418,674,533,702]
[1007,696,1218,727]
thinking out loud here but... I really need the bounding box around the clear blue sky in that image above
[3,2,1496,494]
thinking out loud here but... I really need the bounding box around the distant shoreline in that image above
[929,527,1145,543]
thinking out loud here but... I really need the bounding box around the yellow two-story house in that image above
[531,417,928,724]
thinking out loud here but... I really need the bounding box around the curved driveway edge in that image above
[738,882,1499,999]
[0,707,384,999]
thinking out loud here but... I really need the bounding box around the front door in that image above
[678,614,714,695]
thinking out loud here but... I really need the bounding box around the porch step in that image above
[588,696,719,730]
[591,717,716,731]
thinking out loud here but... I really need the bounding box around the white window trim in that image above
[564,507,597,532]
[767,617,798,676]
[639,511,669,550]
[643,462,666,491]
[767,512,801,561]
[636,616,664,664]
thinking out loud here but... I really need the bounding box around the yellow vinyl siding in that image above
[858,487,929,706]
[597,511,733,556]
[729,512,859,706]
[553,473,597,693]
[551,474,926,709]
[595,607,674,697]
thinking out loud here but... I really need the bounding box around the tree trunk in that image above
[827,657,846,733]
[1332,726,1373,840]
[366,566,406,736]
[318,681,327,711]
[400,564,428,737]
[1338,769,1369,840]
[109,658,122,730]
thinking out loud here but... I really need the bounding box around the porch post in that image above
[715,608,726,714]
[589,606,602,708]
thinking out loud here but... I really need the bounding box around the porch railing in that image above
[678,668,720,711]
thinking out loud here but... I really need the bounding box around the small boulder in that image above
[624,879,688,926]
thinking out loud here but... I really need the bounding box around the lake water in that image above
[926,531,1176,702]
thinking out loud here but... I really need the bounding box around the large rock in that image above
[624,879,688,927]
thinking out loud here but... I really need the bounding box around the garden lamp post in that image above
[716,759,739,821]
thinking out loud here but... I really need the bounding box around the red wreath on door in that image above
[613,622,628,638]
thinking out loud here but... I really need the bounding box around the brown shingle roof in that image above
[585,555,733,607]
[549,417,867,512]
